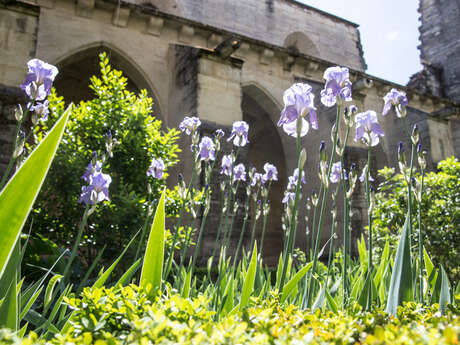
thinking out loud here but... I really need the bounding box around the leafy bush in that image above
[11,285,460,344]
[30,53,182,274]
[373,156,460,284]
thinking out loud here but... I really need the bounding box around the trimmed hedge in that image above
[6,285,460,344]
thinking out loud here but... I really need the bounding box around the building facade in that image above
[0,0,459,263]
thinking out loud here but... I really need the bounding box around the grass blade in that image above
[385,214,413,315]
[140,189,166,297]
[115,259,141,287]
[240,242,257,311]
[281,262,312,303]
[439,265,451,315]
[93,229,140,288]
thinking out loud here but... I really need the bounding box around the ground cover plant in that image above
[0,55,458,344]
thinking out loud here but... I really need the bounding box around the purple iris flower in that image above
[278,83,317,138]
[359,169,374,183]
[382,88,408,117]
[82,160,102,183]
[227,121,249,147]
[78,171,112,205]
[262,163,278,183]
[221,154,234,176]
[320,66,353,107]
[147,158,165,179]
[282,192,295,204]
[355,110,385,146]
[21,59,58,101]
[30,100,50,121]
[251,172,263,187]
[287,168,306,190]
[179,116,201,135]
[330,161,347,183]
[233,163,246,181]
[215,129,225,138]
[198,136,215,161]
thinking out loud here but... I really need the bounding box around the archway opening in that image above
[53,45,161,117]
[242,85,287,265]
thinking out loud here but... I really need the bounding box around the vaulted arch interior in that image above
[242,85,287,264]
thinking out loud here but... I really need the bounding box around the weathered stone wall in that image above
[0,0,459,263]
[417,0,460,102]
[171,0,366,71]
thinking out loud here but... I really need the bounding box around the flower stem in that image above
[259,182,272,257]
[365,145,373,308]
[303,104,341,308]
[418,169,425,304]
[278,135,302,293]
[340,125,351,308]
[62,204,90,284]
[0,106,31,190]
[164,165,198,279]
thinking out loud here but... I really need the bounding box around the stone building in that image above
[0,0,459,263]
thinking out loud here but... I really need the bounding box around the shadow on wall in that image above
[283,31,319,57]
[242,84,287,265]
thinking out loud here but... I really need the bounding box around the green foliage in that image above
[30,53,181,277]
[373,157,460,284]
[9,286,460,344]
[140,189,165,296]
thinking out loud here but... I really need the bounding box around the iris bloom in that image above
[282,192,295,204]
[330,161,347,183]
[179,116,201,135]
[21,59,58,100]
[355,110,385,146]
[262,163,278,183]
[228,121,249,147]
[287,168,306,190]
[30,100,50,121]
[359,169,374,183]
[147,158,165,179]
[82,160,102,183]
[320,66,352,107]
[251,172,263,187]
[214,129,225,138]
[278,83,317,138]
[79,171,112,205]
[221,154,234,176]
[233,163,246,181]
[382,88,408,117]
[198,136,215,161]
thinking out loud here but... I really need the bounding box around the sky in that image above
[298,1,422,85]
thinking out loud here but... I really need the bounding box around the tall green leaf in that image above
[281,262,312,303]
[140,189,166,297]
[439,265,451,315]
[0,277,17,330]
[92,229,140,288]
[385,214,413,315]
[240,242,257,311]
[0,106,71,281]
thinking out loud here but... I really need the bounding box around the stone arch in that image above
[241,83,288,264]
[283,31,319,57]
[53,42,163,118]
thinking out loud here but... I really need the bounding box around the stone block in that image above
[112,7,130,27]
[146,16,164,36]
[75,0,95,18]
[178,25,194,44]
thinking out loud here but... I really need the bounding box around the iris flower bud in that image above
[411,125,420,146]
